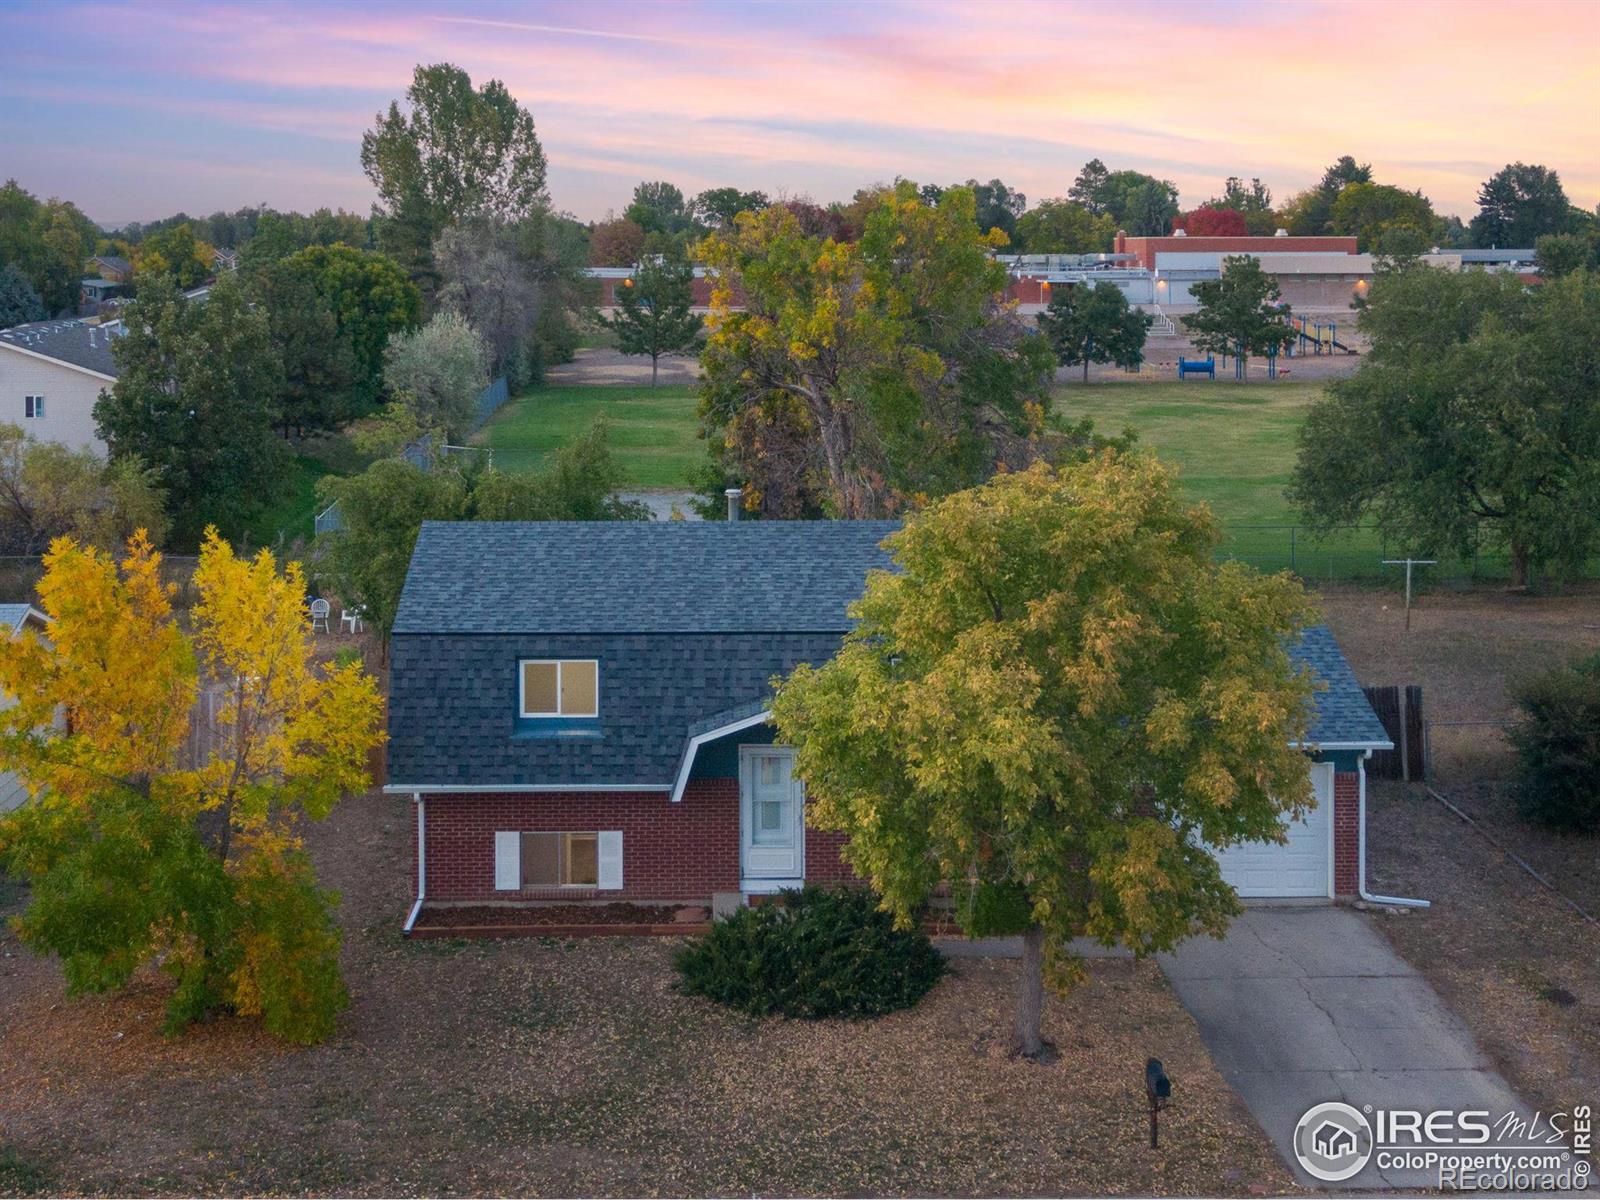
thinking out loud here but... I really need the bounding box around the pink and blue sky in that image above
[2,0,1597,228]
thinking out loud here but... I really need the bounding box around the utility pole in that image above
[1382,559,1436,630]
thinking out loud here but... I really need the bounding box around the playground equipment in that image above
[1286,315,1357,355]
[1177,356,1215,379]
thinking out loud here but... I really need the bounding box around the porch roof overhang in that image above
[669,698,773,804]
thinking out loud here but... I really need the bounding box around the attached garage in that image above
[1212,762,1334,898]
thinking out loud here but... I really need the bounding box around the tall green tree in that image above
[1471,163,1570,248]
[132,221,212,290]
[1329,183,1440,252]
[0,180,98,315]
[252,262,359,436]
[1183,256,1295,376]
[1280,155,1372,236]
[0,262,45,327]
[1534,233,1595,278]
[361,63,549,288]
[1013,200,1115,255]
[1289,266,1600,587]
[772,456,1317,1058]
[693,188,769,229]
[1068,159,1112,216]
[94,274,289,546]
[277,244,421,414]
[698,183,1057,518]
[961,178,1027,242]
[1036,281,1151,381]
[602,258,703,386]
[625,181,693,237]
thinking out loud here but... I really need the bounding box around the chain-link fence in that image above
[1218,525,1546,582]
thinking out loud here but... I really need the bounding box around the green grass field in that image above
[468,376,1506,580]
[473,383,703,488]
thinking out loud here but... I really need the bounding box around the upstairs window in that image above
[24,395,44,420]
[519,659,598,719]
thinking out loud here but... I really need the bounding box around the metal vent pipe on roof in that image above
[725,487,743,521]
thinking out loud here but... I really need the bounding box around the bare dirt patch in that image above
[1326,582,1600,1123]
[1366,781,1599,1119]
[0,786,1294,1197]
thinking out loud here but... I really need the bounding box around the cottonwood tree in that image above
[602,257,702,386]
[434,220,542,377]
[0,531,383,1042]
[1036,281,1151,381]
[1013,200,1115,255]
[1290,265,1600,587]
[772,456,1316,1059]
[1183,256,1295,376]
[693,188,769,229]
[698,183,1057,517]
[361,63,549,288]
[1329,183,1440,251]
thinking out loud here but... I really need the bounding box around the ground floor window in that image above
[521,831,598,887]
[496,829,621,890]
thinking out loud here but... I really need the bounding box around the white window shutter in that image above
[597,831,623,889]
[494,831,520,890]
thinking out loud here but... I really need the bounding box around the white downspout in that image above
[403,793,425,933]
[1357,750,1430,908]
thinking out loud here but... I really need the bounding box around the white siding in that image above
[0,347,112,454]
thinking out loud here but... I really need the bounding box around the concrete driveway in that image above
[1160,907,1544,1191]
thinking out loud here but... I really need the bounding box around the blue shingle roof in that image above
[393,520,900,635]
[0,604,42,636]
[1293,624,1392,749]
[387,522,1390,788]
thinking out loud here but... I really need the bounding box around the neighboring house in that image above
[0,602,49,813]
[386,521,1392,931]
[90,255,133,283]
[0,318,123,453]
[212,248,239,272]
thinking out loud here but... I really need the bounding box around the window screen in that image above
[519,831,600,887]
[520,660,598,718]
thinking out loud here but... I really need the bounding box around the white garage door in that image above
[1212,762,1333,898]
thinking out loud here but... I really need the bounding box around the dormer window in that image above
[519,659,598,719]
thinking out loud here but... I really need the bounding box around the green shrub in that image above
[1509,653,1600,832]
[674,885,945,1018]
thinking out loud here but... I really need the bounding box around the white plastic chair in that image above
[308,598,331,633]
[340,607,364,634]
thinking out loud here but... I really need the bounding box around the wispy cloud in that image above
[0,0,1594,225]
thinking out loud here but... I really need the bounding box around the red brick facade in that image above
[1333,770,1361,897]
[411,766,1365,907]
[416,779,855,903]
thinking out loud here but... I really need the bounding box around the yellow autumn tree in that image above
[0,529,383,1042]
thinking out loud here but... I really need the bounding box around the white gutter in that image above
[402,793,425,933]
[669,709,772,803]
[1357,751,1430,908]
[383,782,669,795]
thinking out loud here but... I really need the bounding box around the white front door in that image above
[740,746,804,884]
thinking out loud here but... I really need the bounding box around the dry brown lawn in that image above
[0,786,1293,1198]
[1318,581,1600,1123]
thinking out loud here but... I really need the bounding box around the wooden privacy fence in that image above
[1360,685,1425,780]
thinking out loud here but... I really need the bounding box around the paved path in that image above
[1160,908,1550,1191]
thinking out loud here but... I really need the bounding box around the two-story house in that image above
[0,319,124,453]
[385,520,1393,932]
